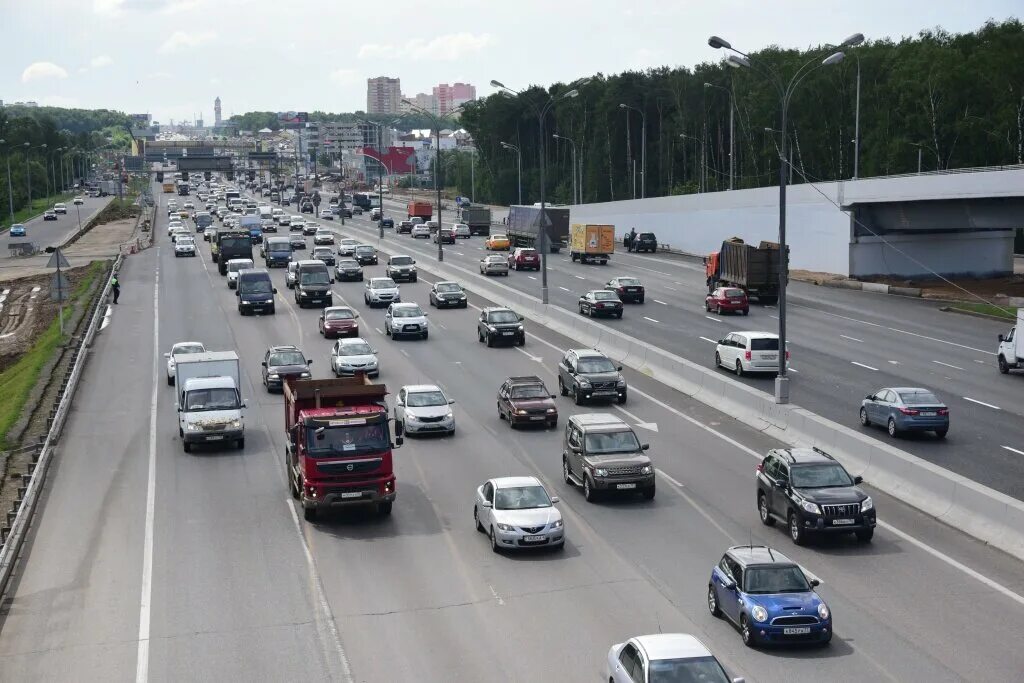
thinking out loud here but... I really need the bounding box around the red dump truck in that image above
[284,375,402,521]
[705,238,784,305]
[407,201,433,221]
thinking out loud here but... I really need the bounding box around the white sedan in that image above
[163,341,206,385]
[394,384,454,436]
[607,634,739,683]
[474,476,564,552]
[411,224,431,239]
[314,230,335,246]
[319,209,335,220]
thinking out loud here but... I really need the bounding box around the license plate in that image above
[523,535,546,542]
[340,492,363,499]
[730,300,742,304]
[502,331,514,336]
[206,435,224,441]
[628,288,638,292]
[919,411,936,417]
[762,354,777,360]
[784,627,811,635]
[832,518,855,525]
[617,483,637,490]
[529,416,545,421]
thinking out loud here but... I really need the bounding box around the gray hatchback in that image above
[860,387,949,438]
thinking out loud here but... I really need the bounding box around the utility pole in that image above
[853,55,861,179]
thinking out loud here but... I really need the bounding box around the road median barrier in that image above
[333,221,1024,562]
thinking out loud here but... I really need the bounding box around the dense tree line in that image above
[0,107,130,215]
[230,110,459,134]
[451,19,1024,206]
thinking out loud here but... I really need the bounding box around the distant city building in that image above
[12,101,39,108]
[367,76,401,114]
[214,96,222,127]
[196,118,204,129]
[433,82,477,117]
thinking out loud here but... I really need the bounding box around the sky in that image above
[1,0,1019,124]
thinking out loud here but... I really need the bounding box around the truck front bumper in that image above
[183,428,244,444]
[302,476,396,509]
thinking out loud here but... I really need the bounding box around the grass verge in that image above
[951,302,1018,321]
[0,261,107,449]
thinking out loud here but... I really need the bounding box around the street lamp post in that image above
[619,103,647,198]
[359,118,401,238]
[491,80,582,304]
[704,83,734,190]
[709,32,861,404]
[853,53,862,179]
[500,142,522,204]
[552,134,578,204]
[0,140,14,224]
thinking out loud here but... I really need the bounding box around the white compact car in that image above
[453,223,471,239]
[330,337,379,378]
[364,277,400,307]
[174,236,197,257]
[411,224,431,239]
[163,341,206,385]
[474,476,564,552]
[337,238,359,256]
[394,384,454,436]
[226,258,254,289]
[714,330,789,376]
[607,634,737,683]
[384,302,428,340]
[314,229,335,246]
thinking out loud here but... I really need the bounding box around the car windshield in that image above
[268,242,290,252]
[341,240,358,246]
[239,278,272,295]
[576,357,616,374]
[494,485,551,510]
[300,270,330,285]
[519,250,537,257]
[316,231,331,237]
[488,311,519,323]
[177,238,195,246]
[393,306,423,318]
[584,430,641,454]
[406,390,446,407]
[511,385,548,399]
[743,565,811,594]
[325,309,354,320]
[184,388,240,411]
[593,291,618,301]
[750,338,779,351]
[897,389,941,405]
[436,283,461,292]
[648,657,731,683]
[391,257,413,265]
[306,421,389,457]
[486,256,503,263]
[314,249,332,258]
[228,261,253,272]
[356,246,374,254]
[172,344,204,355]
[338,260,359,268]
[723,288,745,298]
[338,342,373,356]
[372,279,396,289]
[791,463,854,488]
[269,351,306,366]
[639,233,656,239]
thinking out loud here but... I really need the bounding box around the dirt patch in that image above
[0,218,136,283]
[790,269,848,286]
[870,274,1024,301]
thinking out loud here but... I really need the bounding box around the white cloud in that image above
[91,55,114,68]
[158,30,216,54]
[357,32,493,62]
[331,69,359,85]
[92,0,124,15]
[22,62,69,83]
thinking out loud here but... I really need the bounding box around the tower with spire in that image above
[214,96,222,127]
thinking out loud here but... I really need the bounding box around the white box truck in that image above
[997,309,1024,374]
[174,351,245,451]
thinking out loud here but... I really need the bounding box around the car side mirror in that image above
[518,316,524,322]
[809,578,820,588]
[307,359,313,365]
[329,278,334,284]
[721,577,735,590]
[481,500,493,508]
[395,435,404,447]
[854,475,863,484]
[273,287,278,294]
[732,678,746,683]
[550,496,559,504]
[616,366,623,372]
[163,352,170,358]
[236,290,240,296]
[395,400,403,407]
[550,394,557,399]
[998,334,1005,342]
[412,260,416,264]
[641,443,650,451]
[866,394,874,400]
[261,361,267,367]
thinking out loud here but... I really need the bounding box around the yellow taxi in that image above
[485,234,511,251]
[178,209,190,219]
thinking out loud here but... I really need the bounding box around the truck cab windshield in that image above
[308,423,389,456]
[240,279,272,295]
[300,271,330,285]
[185,388,240,411]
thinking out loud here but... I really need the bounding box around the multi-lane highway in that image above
[1,195,113,259]
[320,194,1024,502]
[2,181,1024,682]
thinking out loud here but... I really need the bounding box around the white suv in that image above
[364,277,400,307]
[385,302,428,340]
[714,331,788,377]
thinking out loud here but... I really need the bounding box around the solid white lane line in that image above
[704,316,722,323]
[840,334,864,343]
[699,336,717,344]
[558,286,571,292]
[136,265,159,683]
[528,275,537,280]
[932,360,964,371]
[574,275,585,280]
[963,396,1001,410]
[851,361,878,371]
[1002,446,1024,457]
[653,299,668,305]
[659,470,685,488]
[643,316,661,324]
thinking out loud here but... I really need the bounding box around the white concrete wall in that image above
[850,230,1015,279]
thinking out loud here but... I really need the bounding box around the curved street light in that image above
[499,141,522,205]
[708,32,857,404]
[618,103,646,198]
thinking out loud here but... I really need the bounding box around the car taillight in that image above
[617,287,625,293]
[899,407,920,416]
[938,408,949,415]
[786,350,791,360]
[744,351,752,361]
[756,462,764,473]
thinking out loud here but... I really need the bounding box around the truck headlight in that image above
[263,298,274,304]
[517,325,524,331]
[800,499,822,515]
[187,423,201,431]
[300,372,311,378]
[299,289,307,296]
[641,465,652,475]
[593,468,608,477]
[751,605,768,623]
[817,603,830,620]
[230,419,242,428]
[861,496,874,512]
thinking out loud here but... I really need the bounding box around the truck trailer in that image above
[174,351,244,452]
[569,224,615,264]
[284,375,402,520]
[997,310,1024,374]
[457,205,492,236]
[407,201,433,221]
[705,238,784,305]
[507,205,569,253]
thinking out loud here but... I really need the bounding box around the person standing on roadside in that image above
[111,274,121,304]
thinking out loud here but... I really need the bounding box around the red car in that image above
[705,287,749,315]
[508,247,540,271]
[319,306,360,338]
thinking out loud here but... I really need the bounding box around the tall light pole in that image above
[552,133,578,204]
[491,79,583,304]
[704,83,735,190]
[710,31,861,404]
[0,140,14,224]
[500,141,522,204]
[853,51,862,179]
[619,103,646,198]
[23,142,33,211]
[359,118,401,238]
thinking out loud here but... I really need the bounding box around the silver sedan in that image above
[474,476,564,552]
[480,255,509,276]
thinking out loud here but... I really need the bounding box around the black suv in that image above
[756,447,875,545]
[628,231,658,253]
[385,254,417,282]
[558,349,626,405]
[477,307,525,346]
[562,413,654,501]
[261,345,312,392]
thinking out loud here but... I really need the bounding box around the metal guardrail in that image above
[851,163,1024,182]
[0,253,121,597]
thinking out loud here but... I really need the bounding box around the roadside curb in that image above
[939,305,1017,322]
[818,278,923,297]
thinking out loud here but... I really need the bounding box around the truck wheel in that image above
[183,441,192,453]
[998,355,1009,374]
[377,501,393,516]
[167,375,174,386]
[303,505,317,522]
[237,438,245,449]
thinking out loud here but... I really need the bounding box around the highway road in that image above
[2,181,1024,681]
[1,195,113,260]
[314,194,1024,503]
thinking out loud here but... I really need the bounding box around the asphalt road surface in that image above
[2,181,1024,682]
[1,195,113,259]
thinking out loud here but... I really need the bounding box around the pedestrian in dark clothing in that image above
[112,275,120,304]
[627,228,637,251]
